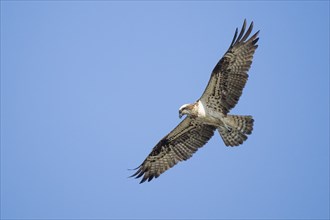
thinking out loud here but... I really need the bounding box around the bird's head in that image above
[179,104,194,119]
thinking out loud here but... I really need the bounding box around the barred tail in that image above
[218,115,254,147]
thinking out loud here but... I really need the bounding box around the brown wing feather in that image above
[131,118,216,183]
[200,20,259,114]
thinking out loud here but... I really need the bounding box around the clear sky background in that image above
[1,1,329,219]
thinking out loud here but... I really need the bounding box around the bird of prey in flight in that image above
[131,20,259,183]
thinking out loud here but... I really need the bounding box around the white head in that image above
[179,103,194,118]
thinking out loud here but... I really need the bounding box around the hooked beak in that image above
[179,111,183,119]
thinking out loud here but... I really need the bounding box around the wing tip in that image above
[230,27,239,48]
[128,165,143,178]
[130,163,159,183]
[230,19,259,48]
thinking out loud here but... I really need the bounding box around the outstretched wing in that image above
[200,20,259,114]
[131,118,216,183]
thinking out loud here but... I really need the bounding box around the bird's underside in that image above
[131,20,259,183]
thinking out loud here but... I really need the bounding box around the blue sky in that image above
[1,1,329,219]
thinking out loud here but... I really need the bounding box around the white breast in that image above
[197,100,206,117]
[196,100,225,127]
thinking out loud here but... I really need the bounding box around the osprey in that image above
[131,20,259,183]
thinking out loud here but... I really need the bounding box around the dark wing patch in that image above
[200,19,259,114]
[131,118,216,183]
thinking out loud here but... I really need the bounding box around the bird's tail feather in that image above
[218,115,254,147]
